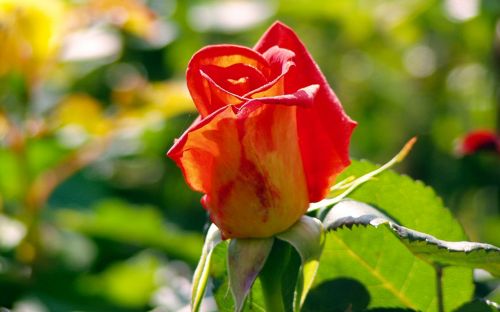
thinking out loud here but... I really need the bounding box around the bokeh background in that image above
[0,0,499,311]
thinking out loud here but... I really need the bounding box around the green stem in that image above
[259,240,290,312]
[435,265,444,312]
[261,282,285,312]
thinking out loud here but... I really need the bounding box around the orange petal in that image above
[187,45,270,117]
[255,22,357,202]
[168,102,309,238]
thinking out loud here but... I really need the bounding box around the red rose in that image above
[167,22,356,239]
[458,130,500,156]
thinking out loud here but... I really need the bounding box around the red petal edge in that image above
[186,44,270,117]
[255,21,357,202]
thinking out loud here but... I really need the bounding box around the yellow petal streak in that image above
[212,105,308,238]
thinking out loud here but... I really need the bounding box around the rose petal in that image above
[168,102,309,238]
[261,45,295,76]
[241,84,319,109]
[201,63,267,96]
[254,22,357,202]
[459,130,500,156]
[187,44,270,117]
[167,106,239,193]
[243,46,296,99]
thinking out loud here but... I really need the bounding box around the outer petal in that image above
[168,102,310,239]
[186,44,270,117]
[167,106,240,194]
[244,84,319,108]
[254,22,357,202]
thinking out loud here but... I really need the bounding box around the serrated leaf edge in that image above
[325,200,500,276]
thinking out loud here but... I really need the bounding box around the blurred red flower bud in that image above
[457,130,500,156]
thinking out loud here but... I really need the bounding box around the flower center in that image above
[227,77,248,85]
[202,63,268,97]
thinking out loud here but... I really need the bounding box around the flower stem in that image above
[435,265,444,312]
[261,282,285,312]
[259,240,290,312]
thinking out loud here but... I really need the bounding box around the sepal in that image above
[191,224,223,312]
[309,137,417,213]
[276,216,325,311]
[227,237,274,311]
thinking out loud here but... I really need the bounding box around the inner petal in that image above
[243,46,296,99]
[201,63,267,97]
[187,44,272,117]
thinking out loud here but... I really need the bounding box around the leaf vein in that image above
[330,232,417,310]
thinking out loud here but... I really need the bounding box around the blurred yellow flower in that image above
[84,0,158,40]
[113,81,196,129]
[52,94,111,138]
[141,81,196,118]
[0,0,66,83]
[0,111,9,140]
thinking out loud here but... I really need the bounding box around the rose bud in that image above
[457,129,500,156]
[167,22,356,239]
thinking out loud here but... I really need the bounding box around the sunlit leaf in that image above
[26,136,68,177]
[307,160,474,312]
[56,199,203,265]
[77,251,161,308]
[0,149,23,200]
[325,200,500,276]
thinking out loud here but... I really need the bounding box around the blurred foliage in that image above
[0,0,498,310]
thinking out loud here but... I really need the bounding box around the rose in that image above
[458,130,500,156]
[167,22,356,239]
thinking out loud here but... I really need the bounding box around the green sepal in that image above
[277,216,325,311]
[228,236,274,312]
[191,223,222,312]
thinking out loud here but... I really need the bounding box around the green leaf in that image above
[27,137,69,177]
[0,149,23,200]
[454,299,499,312]
[306,160,474,312]
[228,237,274,312]
[325,199,500,276]
[191,224,223,312]
[77,251,162,308]
[487,286,500,306]
[276,216,325,311]
[56,199,203,265]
